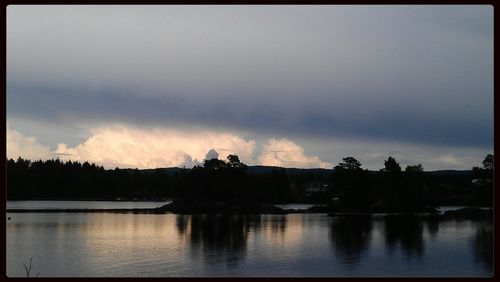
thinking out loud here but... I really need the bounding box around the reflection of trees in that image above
[265,215,287,236]
[246,215,263,231]
[329,216,372,266]
[471,222,493,274]
[258,215,288,243]
[425,216,440,239]
[384,216,424,259]
[176,214,251,268]
[176,215,189,236]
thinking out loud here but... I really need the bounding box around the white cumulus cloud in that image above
[55,124,256,169]
[204,149,219,161]
[7,124,52,160]
[258,138,332,168]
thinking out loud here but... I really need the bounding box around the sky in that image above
[6,5,493,170]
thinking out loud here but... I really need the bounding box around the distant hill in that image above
[138,166,333,175]
[246,166,333,175]
[136,166,472,176]
[424,170,473,177]
[133,167,187,175]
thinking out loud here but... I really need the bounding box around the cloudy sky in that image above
[7,5,493,170]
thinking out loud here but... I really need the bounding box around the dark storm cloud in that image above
[7,80,492,148]
[7,5,493,149]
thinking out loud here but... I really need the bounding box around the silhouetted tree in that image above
[6,157,169,200]
[381,156,401,173]
[203,158,227,170]
[471,154,493,206]
[401,163,428,211]
[267,169,290,203]
[6,155,482,209]
[335,157,362,171]
[227,155,247,169]
[473,154,494,179]
[334,157,371,208]
[380,157,404,211]
[177,154,254,203]
[482,154,493,170]
[405,164,423,172]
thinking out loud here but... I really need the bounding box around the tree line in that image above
[6,154,493,209]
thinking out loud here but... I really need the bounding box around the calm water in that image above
[7,200,171,210]
[7,209,492,277]
[5,201,473,212]
[275,203,319,210]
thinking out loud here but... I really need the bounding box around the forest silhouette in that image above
[6,154,493,213]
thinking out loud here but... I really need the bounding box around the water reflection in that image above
[262,215,288,244]
[176,215,189,236]
[329,216,373,266]
[268,215,287,235]
[425,216,440,239]
[384,216,424,259]
[176,215,250,269]
[8,213,492,276]
[471,222,493,274]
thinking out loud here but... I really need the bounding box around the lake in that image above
[6,202,493,277]
[6,200,171,210]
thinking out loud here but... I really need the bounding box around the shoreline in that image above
[6,198,173,202]
[6,206,492,219]
[6,208,164,214]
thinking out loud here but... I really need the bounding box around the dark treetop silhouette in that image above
[6,154,493,214]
